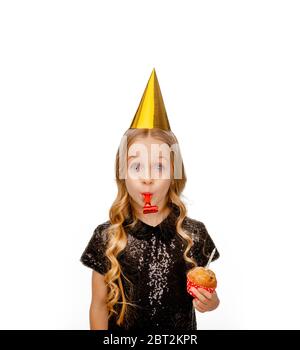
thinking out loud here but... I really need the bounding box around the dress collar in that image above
[123,203,180,241]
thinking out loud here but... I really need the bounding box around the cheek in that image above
[156,180,171,195]
[125,179,139,196]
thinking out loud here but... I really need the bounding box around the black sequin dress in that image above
[80,203,220,331]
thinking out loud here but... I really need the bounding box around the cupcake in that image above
[187,266,217,298]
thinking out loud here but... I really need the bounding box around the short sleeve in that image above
[80,222,111,275]
[189,221,220,267]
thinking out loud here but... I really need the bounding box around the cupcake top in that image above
[187,266,217,289]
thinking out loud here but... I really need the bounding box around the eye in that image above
[153,163,164,171]
[130,162,142,172]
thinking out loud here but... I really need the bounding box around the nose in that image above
[142,177,153,185]
[140,164,154,185]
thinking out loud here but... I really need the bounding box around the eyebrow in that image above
[128,155,169,161]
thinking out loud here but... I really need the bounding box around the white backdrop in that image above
[0,0,299,330]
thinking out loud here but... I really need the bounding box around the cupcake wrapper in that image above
[187,278,215,298]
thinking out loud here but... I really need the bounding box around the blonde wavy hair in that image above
[104,128,196,326]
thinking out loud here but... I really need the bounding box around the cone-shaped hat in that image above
[129,68,171,130]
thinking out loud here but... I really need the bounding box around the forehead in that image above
[131,136,166,146]
[128,136,171,160]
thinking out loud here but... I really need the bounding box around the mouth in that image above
[141,192,153,196]
[141,192,153,200]
[141,192,158,214]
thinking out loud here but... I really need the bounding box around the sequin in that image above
[80,203,220,330]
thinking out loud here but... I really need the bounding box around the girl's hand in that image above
[191,287,220,313]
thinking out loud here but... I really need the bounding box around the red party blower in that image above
[142,192,158,214]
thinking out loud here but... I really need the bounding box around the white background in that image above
[0,0,299,330]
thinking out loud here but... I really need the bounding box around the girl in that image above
[80,69,220,331]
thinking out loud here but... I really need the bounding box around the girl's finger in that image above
[197,294,209,306]
[196,287,213,300]
[193,299,206,313]
[193,298,207,310]
[191,287,210,304]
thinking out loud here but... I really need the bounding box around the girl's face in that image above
[125,136,172,212]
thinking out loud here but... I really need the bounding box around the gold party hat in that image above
[130,68,171,130]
